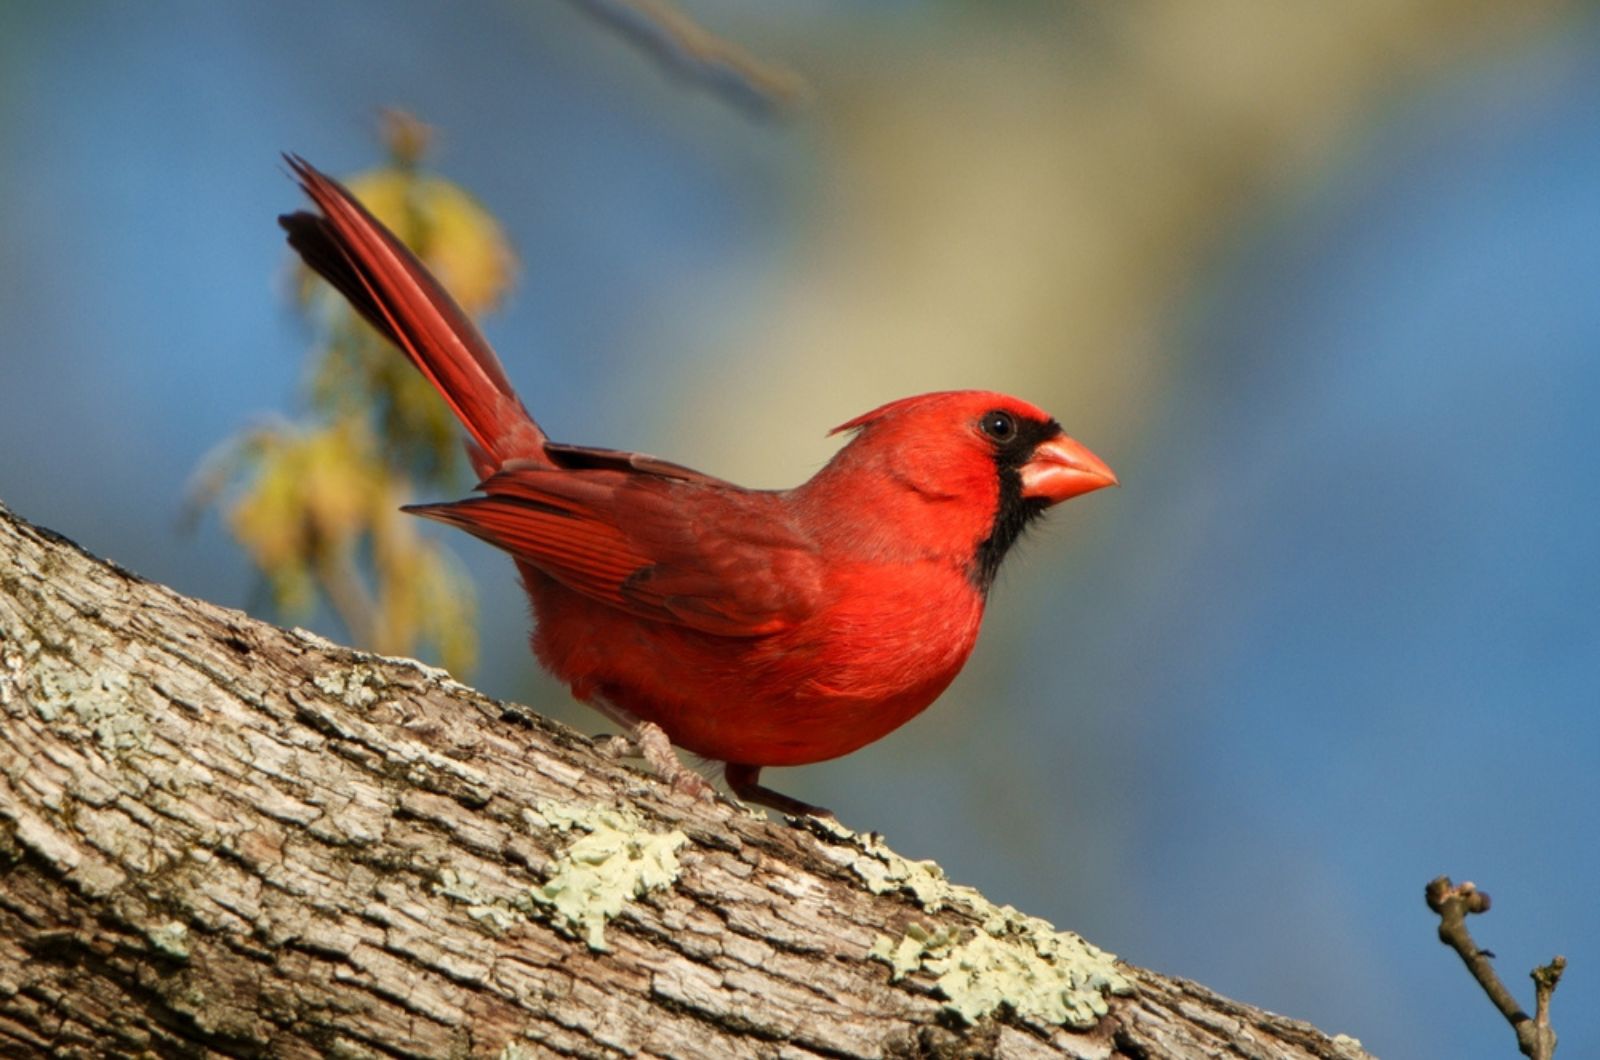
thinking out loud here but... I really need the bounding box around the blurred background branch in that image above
[566,0,807,116]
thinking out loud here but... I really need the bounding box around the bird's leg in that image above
[595,719,715,802]
[725,763,834,818]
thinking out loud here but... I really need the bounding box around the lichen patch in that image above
[312,664,385,709]
[529,801,688,951]
[871,911,1131,1030]
[31,658,152,754]
[835,827,985,913]
[146,920,192,961]
[824,822,1134,1029]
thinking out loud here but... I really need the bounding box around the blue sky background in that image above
[1,4,1595,1057]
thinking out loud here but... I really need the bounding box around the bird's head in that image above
[813,390,1116,590]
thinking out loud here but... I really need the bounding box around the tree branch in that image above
[567,0,807,117]
[0,498,1372,1057]
[1425,875,1565,1060]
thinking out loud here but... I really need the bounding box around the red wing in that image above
[407,468,823,638]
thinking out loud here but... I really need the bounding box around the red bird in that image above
[280,156,1116,815]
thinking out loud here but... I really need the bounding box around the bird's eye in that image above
[979,410,1017,442]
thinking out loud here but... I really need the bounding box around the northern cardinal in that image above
[280,156,1116,815]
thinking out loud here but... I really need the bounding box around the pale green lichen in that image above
[31,660,151,753]
[468,903,522,935]
[529,801,688,951]
[939,922,1127,1027]
[312,664,384,709]
[147,920,191,961]
[433,866,489,905]
[842,827,985,913]
[433,866,522,936]
[870,910,1132,1029]
[835,822,1133,1029]
[0,638,28,708]
[868,922,956,980]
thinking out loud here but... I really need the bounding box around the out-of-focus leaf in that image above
[220,418,371,613]
[308,324,464,483]
[367,472,478,676]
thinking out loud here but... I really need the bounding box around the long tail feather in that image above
[279,155,547,472]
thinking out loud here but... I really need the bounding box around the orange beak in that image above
[1019,435,1118,504]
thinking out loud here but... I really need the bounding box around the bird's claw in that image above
[614,720,714,802]
[668,769,717,803]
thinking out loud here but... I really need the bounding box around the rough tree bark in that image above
[0,501,1374,1059]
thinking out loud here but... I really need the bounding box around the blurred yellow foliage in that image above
[192,113,514,677]
[223,418,371,615]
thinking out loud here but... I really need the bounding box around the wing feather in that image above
[407,467,821,637]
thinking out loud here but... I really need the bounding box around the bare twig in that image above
[567,0,807,117]
[1425,876,1565,1060]
[1531,956,1568,1055]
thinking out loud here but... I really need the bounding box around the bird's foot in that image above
[725,763,834,818]
[596,722,715,803]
